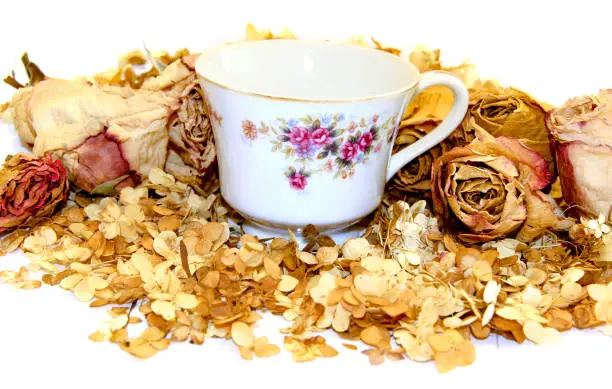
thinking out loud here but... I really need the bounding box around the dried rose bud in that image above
[547,90,612,216]
[164,58,218,195]
[463,85,554,176]
[431,123,560,243]
[121,53,219,195]
[0,153,68,233]
[391,118,453,194]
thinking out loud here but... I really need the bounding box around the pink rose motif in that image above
[340,141,359,161]
[289,126,311,146]
[289,172,307,191]
[311,127,332,147]
[357,132,374,152]
[372,114,379,123]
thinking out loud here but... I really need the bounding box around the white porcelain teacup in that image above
[196,40,468,235]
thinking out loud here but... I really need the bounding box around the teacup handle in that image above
[386,71,469,181]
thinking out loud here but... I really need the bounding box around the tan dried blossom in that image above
[427,329,476,373]
[582,214,611,238]
[284,336,338,362]
[0,266,41,290]
[231,322,281,359]
[60,262,110,302]
[587,282,612,335]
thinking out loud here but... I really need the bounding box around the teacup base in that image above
[241,219,365,248]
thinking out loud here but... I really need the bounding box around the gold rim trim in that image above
[196,41,421,103]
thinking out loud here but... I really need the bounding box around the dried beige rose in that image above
[431,125,560,243]
[463,85,554,176]
[3,77,175,193]
[2,54,216,195]
[153,55,219,195]
[547,90,612,216]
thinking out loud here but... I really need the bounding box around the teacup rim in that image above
[195,39,421,103]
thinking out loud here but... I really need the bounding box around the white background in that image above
[0,0,610,387]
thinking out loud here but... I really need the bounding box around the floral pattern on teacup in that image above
[241,113,397,191]
[286,167,310,191]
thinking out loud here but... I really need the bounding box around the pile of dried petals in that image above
[0,168,610,372]
[1,25,612,374]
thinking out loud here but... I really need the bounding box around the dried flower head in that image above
[431,125,560,243]
[0,153,68,233]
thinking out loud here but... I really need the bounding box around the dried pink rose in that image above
[547,90,612,216]
[4,77,178,194]
[3,56,204,195]
[0,153,68,233]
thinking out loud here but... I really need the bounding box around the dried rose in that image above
[463,85,555,176]
[547,90,612,216]
[392,85,554,199]
[392,117,454,194]
[163,55,218,195]
[0,153,68,233]
[2,55,208,194]
[431,124,559,243]
[4,78,175,194]
[98,51,219,195]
